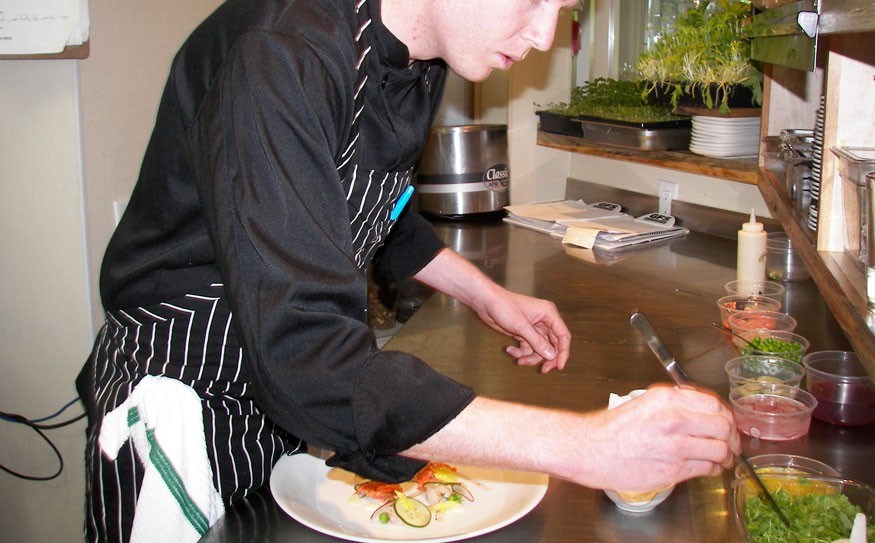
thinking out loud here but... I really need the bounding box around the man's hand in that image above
[472,286,570,373]
[414,248,571,372]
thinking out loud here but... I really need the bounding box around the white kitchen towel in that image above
[99,375,225,543]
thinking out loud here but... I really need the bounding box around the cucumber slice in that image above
[393,495,431,528]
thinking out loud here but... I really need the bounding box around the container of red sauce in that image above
[803,351,875,426]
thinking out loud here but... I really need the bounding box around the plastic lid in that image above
[742,209,764,232]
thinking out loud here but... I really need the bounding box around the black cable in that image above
[0,407,87,481]
[32,412,87,430]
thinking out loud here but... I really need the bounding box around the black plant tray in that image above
[645,82,759,110]
[536,111,584,137]
[575,114,691,130]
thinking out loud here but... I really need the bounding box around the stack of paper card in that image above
[503,200,688,252]
[503,200,624,237]
[561,213,688,251]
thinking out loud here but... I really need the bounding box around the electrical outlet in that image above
[658,180,679,215]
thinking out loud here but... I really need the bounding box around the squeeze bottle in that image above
[737,209,767,281]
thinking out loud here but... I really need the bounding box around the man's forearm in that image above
[413,247,497,312]
[402,397,587,481]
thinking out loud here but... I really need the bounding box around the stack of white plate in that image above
[689,116,761,158]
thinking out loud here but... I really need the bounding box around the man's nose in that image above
[522,7,559,51]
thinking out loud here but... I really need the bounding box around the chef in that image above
[77,0,740,541]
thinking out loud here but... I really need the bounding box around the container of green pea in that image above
[738,330,810,364]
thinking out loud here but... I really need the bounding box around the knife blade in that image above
[629,311,791,528]
[629,311,691,385]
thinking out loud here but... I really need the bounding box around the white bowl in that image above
[603,388,675,512]
[604,486,676,512]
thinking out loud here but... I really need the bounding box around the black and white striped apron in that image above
[77,283,303,543]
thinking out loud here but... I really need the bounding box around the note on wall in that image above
[0,0,89,55]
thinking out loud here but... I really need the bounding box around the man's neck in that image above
[380,0,440,62]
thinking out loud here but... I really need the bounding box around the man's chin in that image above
[449,66,494,83]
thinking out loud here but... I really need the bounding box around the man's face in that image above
[434,0,579,82]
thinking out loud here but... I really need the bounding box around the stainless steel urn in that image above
[415,124,509,219]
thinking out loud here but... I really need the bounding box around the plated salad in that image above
[351,462,474,528]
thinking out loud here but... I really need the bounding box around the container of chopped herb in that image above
[739,330,810,364]
[731,473,875,543]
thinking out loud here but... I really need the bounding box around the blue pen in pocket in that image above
[390,185,415,221]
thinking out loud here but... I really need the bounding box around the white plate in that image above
[691,130,760,140]
[691,129,760,139]
[689,144,758,158]
[690,126,758,135]
[692,116,761,126]
[689,141,759,153]
[691,133,758,144]
[270,454,549,542]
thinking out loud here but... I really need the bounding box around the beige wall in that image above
[0,60,92,542]
[567,155,771,218]
[79,0,225,331]
[0,2,222,541]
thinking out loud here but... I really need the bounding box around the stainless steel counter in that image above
[200,220,874,543]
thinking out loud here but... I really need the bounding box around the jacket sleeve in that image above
[186,30,474,482]
[371,209,445,286]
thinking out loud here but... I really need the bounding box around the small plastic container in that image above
[717,295,782,328]
[724,355,805,388]
[724,279,786,302]
[803,351,875,426]
[727,310,797,343]
[729,382,817,441]
[738,329,810,364]
[731,474,875,541]
[732,453,839,480]
[765,233,810,282]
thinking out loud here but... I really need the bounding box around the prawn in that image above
[413,463,473,504]
[354,480,404,502]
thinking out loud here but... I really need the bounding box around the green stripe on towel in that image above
[128,406,211,535]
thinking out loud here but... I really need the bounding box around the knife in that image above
[629,311,791,528]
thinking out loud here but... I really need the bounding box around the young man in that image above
[79,0,739,540]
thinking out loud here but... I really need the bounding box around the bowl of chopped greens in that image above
[733,454,840,481]
[731,473,875,542]
[738,330,810,364]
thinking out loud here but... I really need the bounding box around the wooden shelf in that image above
[537,131,760,184]
[819,0,875,35]
[759,167,875,377]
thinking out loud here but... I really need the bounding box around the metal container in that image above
[576,118,691,151]
[832,146,875,267]
[415,125,509,219]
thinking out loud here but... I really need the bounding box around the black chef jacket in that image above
[98,0,476,482]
